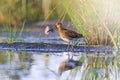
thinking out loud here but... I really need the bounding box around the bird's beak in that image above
[47,28,54,32]
[45,26,54,35]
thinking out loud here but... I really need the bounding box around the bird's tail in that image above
[77,38,88,45]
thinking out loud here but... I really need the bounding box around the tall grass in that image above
[61,0,120,53]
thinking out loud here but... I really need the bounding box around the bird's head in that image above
[55,22,62,30]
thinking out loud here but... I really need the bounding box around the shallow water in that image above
[0,23,119,80]
[0,51,120,80]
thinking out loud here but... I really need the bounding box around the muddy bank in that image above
[0,42,119,52]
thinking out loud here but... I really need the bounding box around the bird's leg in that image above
[70,41,77,59]
[67,42,70,59]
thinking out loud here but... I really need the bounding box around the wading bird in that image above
[55,22,84,43]
[55,22,87,58]
[46,22,87,58]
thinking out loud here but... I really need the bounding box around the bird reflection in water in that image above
[57,58,82,76]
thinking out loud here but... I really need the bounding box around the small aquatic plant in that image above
[2,22,25,43]
[2,24,18,43]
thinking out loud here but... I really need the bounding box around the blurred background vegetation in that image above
[0,0,69,25]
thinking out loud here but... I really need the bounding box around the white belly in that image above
[60,36,70,42]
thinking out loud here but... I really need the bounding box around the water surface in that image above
[0,23,119,80]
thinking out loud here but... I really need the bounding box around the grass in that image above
[60,0,120,53]
[31,0,120,48]
[2,21,25,43]
[2,24,18,43]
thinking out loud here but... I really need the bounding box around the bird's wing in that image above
[64,29,83,38]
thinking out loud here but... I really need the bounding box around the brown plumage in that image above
[55,22,84,42]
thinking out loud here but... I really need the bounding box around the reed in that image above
[61,0,120,54]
